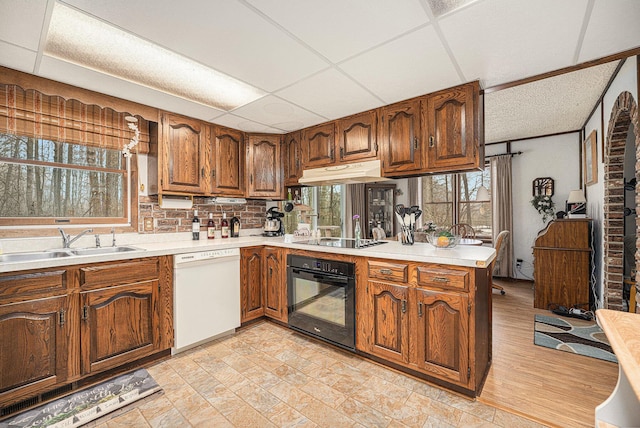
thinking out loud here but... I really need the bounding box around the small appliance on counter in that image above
[230,216,241,237]
[263,207,284,236]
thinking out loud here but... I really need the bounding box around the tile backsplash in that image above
[138,196,267,233]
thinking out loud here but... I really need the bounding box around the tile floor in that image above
[94,321,548,428]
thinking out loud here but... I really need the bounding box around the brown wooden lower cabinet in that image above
[357,258,490,396]
[0,256,173,410]
[241,246,287,324]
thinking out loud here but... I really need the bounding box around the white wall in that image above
[583,56,638,307]
[486,134,582,279]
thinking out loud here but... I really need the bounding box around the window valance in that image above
[0,84,149,154]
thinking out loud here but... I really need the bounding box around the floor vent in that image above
[1,383,74,418]
[1,396,39,417]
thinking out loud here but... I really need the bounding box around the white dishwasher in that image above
[173,247,241,354]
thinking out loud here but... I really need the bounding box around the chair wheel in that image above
[500,290,506,295]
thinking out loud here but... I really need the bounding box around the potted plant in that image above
[531,195,555,222]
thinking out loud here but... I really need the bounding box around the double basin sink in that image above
[0,246,143,263]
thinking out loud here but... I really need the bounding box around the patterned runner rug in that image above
[534,314,617,363]
[0,368,160,428]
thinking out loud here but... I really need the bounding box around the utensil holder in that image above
[400,225,414,245]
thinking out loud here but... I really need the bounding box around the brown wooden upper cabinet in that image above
[210,126,245,197]
[159,112,209,194]
[425,82,482,172]
[302,122,336,169]
[246,134,283,199]
[284,131,302,186]
[379,99,423,176]
[336,110,378,162]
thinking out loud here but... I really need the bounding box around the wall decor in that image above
[583,130,597,185]
[532,177,554,197]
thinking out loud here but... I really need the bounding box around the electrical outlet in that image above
[516,258,523,268]
[144,217,154,232]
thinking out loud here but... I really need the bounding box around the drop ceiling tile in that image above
[38,56,227,121]
[245,0,430,63]
[275,69,383,120]
[63,0,328,92]
[340,26,461,104]
[212,114,284,133]
[0,0,47,51]
[231,95,326,131]
[579,0,640,62]
[439,0,587,87]
[0,42,37,73]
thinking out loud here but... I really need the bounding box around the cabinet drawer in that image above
[80,258,159,289]
[0,269,68,301]
[368,260,409,283]
[417,266,469,292]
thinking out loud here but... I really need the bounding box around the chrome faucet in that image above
[58,228,93,248]
[111,227,116,247]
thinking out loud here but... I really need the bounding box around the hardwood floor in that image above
[479,279,619,428]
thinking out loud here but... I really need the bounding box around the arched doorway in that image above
[604,91,639,311]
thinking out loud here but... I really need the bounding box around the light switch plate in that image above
[144,217,154,232]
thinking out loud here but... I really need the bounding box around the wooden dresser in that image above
[533,218,592,310]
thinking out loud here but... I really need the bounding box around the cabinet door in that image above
[302,122,336,168]
[264,247,286,322]
[425,83,480,172]
[241,247,264,322]
[80,281,159,375]
[247,135,283,199]
[379,99,422,175]
[160,112,208,194]
[337,110,378,162]
[211,126,245,196]
[284,131,302,186]
[363,281,410,364]
[0,296,69,403]
[414,288,469,387]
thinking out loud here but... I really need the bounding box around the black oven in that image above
[287,254,356,350]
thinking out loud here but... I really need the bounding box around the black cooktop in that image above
[296,237,387,249]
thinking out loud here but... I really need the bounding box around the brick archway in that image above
[603,91,639,311]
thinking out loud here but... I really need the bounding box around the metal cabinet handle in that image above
[401,299,407,313]
[414,137,418,150]
[418,302,423,317]
[211,169,216,178]
[82,305,89,321]
[429,136,435,147]
[340,147,344,158]
[432,276,450,283]
[379,268,393,275]
[201,167,206,178]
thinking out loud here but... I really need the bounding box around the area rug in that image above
[534,314,617,363]
[0,368,161,428]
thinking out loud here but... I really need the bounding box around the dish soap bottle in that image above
[221,213,229,238]
[207,213,215,239]
[192,210,200,240]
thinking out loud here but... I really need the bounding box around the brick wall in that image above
[603,90,639,312]
[138,196,266,233]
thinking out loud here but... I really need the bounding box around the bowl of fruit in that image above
[426,230,461,249]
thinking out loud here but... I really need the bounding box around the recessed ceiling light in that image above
[45,2,265,111]
[425,0,481,18]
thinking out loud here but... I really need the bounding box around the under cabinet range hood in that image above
[298,160,389,186]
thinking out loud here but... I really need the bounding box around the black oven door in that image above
[287,266,355,350]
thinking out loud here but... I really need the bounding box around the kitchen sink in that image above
[70,246,142,256]
[0,246,143,262]
[0,250,73,263]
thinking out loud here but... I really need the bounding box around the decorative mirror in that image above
[532,177,554,196]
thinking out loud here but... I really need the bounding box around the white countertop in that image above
[0,234,496,273]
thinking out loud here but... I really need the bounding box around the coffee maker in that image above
[263,207,284,236]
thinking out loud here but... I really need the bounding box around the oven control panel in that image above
[288,254,355,278]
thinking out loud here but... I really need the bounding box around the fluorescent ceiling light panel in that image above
[45,3,265,111]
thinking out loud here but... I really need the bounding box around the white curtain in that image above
[491,155,514,277]
[344,184,366,238]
